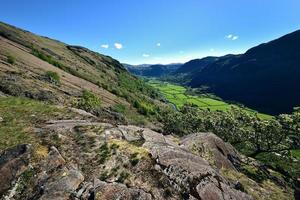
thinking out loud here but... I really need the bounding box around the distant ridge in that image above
[124,63,182,77]
[173,29,300,114]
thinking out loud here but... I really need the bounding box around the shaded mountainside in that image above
[187,30,300,115]
[0,21,299,200]
[174,56,219,75]
[124,63,182,77]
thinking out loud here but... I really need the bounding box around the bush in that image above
[133,100,155,116]
[44,71,60,85]
[112,103,127,114]
[76,90,101,112]
[7,55,16,65]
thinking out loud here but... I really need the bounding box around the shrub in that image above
[133,100,155,116]
[44,71,60,85]
[76,90,101,112]
[7,55,16,65]
[112,103,127,114]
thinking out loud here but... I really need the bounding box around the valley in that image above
[148,80,272,119]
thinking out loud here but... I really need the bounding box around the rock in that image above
[45,120,112,133]
[42,146,66,171]
[181,132,241,170]
[118,125,144,142]
[39,169,84,200]
[0,116,3,122]
[93,180,153,200]
[0,144,31,196]
[37,146,84,200]
[69,107,97,118]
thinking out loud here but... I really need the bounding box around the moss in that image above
[108,139,150,159]
[190,143,215,166]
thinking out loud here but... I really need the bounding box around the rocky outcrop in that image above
[1,121,293,200]
[105,125,252,200]
[0,145,84,200]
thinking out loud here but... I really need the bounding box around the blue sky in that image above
[1,0,300,64]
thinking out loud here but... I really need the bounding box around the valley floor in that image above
[148,80,272,119]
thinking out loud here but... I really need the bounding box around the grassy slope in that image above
[0,21,162,125]
[149,80,272,119]
[0,97,80,151]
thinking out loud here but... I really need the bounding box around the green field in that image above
[148,80,272,119]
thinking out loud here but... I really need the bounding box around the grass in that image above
[0,96,75,151]
[148,80,272,119]
[7,55,16,65]
[291,149,300,159]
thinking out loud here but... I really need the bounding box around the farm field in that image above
[148,80,272,119]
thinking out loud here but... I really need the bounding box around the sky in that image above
[1,0,300,65]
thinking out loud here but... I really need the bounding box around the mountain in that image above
[124,63,182,77]
[174,56,219,75]
[0,21,164,125]
[181,30,300,115]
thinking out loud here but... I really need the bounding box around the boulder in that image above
[181,133,241,171]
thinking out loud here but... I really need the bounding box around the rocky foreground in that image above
[0,109,294,200]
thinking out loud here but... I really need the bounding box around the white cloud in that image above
[114,43,123,49]
[232,36,239,40]
[226,34,239,41]
[226,34,233,39]
[142,53,150,57]
[156,43,161,47]
[101,44,109,49]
